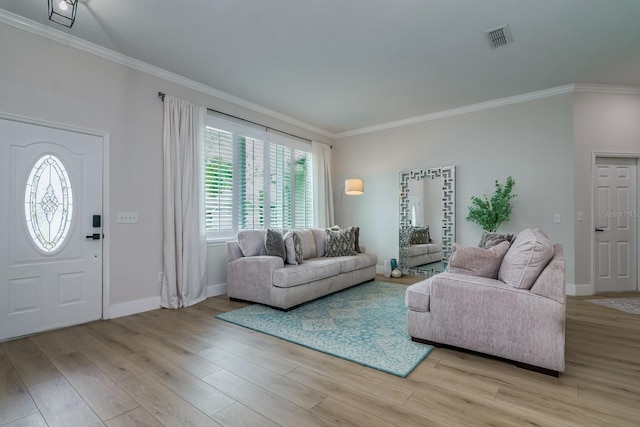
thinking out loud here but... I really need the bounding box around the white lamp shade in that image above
[345,178,364,195]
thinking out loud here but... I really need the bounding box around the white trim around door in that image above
[0,111,111,321]
[591,152,640,294]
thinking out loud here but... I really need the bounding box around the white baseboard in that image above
[108,283,227,319]
[566,283,594,296]
[207,283,228,297]
[109,296,161,319]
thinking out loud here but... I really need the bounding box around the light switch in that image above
[553,214,561,224]
[117,212,138,223]
[577,211,584,222]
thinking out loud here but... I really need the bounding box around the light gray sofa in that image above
[226,228,378,310]
[400,226,442,268]
[405,229,566,376]
[406,243,443,268]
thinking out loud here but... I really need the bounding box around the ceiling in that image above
[2,0,640,136]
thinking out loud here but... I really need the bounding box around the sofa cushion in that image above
[265,229,286,261]
[237,230,267,257]
[272,258,341,288]
[407,243,442,257]
[405,279,432,312]
[448,241,510,279]
[337,253,378,273]
[325,227,358,257]
[499,228,554,290]
[284,231,303,265]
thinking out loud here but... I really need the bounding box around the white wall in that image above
[0,22,330,314]
[333,94,576,284]
[7,19,636,310]
[573,91,640,293]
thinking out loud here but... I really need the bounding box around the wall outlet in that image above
[553,213,561,224]
[117,212,138,223]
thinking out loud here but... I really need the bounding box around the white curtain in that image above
[161,95,207,308]
[312,141,334,228]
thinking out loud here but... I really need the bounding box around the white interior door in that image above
[594,157,638,293]
[0,118,103,341]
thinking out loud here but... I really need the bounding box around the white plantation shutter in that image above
[269,144,292,229]
[204,127,233,235]
[204,114,313,239]
[294,150,313,228]
[238,136,265,230]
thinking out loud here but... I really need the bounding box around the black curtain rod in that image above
[158,91,316,144]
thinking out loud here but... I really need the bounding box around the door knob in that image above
[86,233,101,240]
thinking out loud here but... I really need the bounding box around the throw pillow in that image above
[325,227,358,257]
[479,231,516,249]
[283,231,303,265]
[265,229,286,261]
[311,228,327,257]
[354,226,361,253]
[237,230,267,257]
[296,229,318,259]
[448,241,511,279]
[410,226,430,245]
[498,228,554,290]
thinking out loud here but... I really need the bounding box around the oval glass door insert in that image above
[24,154,74,253]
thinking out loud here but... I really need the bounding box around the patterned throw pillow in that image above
[478,231,516,249]
[265,229,285,261]
[410,226,430,245]
[354,226,361,253]
[325,227,358,257]
[283,231,303,265]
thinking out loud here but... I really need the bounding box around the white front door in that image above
[0,118,103,341]
[594,157,638,293]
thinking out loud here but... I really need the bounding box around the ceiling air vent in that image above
[485,25,512,48]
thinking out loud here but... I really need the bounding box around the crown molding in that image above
[0,9,333,139]
[335,85,577,139]
[574,83,640,95]
[4,9,640,141]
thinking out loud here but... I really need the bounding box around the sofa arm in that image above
[226,241,244,262]
[530,244,566,304]
[226,256,284,303]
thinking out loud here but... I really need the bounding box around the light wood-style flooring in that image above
[1,278,639,426]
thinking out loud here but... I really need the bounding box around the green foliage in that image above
[466,176,516,232]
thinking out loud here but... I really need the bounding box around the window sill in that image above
[207,239,231,247]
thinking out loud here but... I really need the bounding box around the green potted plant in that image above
[466,176,516,232]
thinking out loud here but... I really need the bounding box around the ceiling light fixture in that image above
[48,0,78,28]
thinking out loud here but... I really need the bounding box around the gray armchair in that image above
[405,228,566,376]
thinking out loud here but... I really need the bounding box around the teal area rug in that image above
[215,281,433,377]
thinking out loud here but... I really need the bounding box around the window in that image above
[24,154,74,253]
[204,115,313,240]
